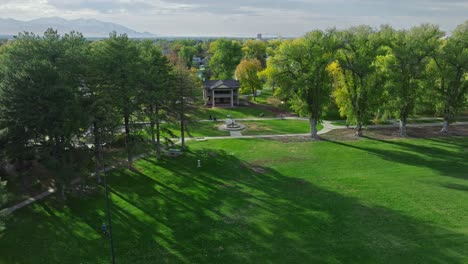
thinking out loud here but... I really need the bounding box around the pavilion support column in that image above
[203,90,206,106]
[236,90,239,105]
[212,89,215,107]
[231,89,234,107]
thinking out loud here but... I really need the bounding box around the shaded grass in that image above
[1,137,468,263]
[190,106,276,120]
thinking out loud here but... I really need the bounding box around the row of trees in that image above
[263,22,468,138]
[0,29,200,197]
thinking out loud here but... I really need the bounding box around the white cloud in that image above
[0,0,466,36]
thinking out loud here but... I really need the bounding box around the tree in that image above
[263,30,338,138]
[242,39,267,67]
[137,41,172,159]
[178,45,197,69]
[91,32,141,166]
[328,26,384,136]
[208,39,242,79]
[0,29,90,198]
[235,59,263,101]
[427,21,468,132]
[377,24,444,136]
[85,42,121,183]
[171,66,201,150]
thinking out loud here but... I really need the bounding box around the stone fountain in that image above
[218,115,246,131]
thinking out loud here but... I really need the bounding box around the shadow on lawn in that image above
[94,148,467,263]
[326,136,468,180]
[1,144,467,263]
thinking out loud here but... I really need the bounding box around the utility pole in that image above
[99,129,116,264]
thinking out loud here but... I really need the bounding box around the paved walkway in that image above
[229,131,243,137]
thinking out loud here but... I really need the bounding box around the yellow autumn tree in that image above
[235,58,263,101]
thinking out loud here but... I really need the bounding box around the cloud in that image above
[160,0,468,17]
[0,0,466,36]
[46,0,156,13]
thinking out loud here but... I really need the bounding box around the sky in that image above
[0,0,467,37]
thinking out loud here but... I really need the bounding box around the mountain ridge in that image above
[0,17,156,38]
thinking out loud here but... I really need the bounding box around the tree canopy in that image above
[235,59,263,100]
[208,39,242,80]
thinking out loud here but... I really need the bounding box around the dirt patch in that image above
[246,102,297,117]
[251,166,266,173]
[321,125,468,141]
[243,122,271,132]
[262,136,317,143]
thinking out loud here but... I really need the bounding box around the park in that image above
[0,21,467,264]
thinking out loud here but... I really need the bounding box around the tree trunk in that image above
[399,117,407,137]
[150,120,156,153]
[155,106,161,160]
[93,121,102,184]
[180,87,186,150]
[309,117,318,139]
[180,116,185,150]
[355,122,363,137]
[441,115,449,133]
[124,114,132,167]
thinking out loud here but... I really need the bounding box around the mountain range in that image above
[0,17,156,38]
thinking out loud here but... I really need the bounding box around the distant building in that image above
[257,33,263,40]
[192,56,202,65]
[203,80,240,107]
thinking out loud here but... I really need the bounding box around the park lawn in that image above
[141,122,229,139]
[241,119,323,135]
[1,137,468,263]
[331,120,348,126]
[190,106,276,120]
[331,120,393,126]
[251,89,273,105]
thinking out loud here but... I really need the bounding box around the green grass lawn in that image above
[1,137,468,263]
[144,122,230,138]
[251,89,273,105]
[242,119,323,135]
[190,106,276,120]
[140,120,322,138]
[331,120,394,126]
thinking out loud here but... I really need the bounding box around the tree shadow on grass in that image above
[1,146,468,263]
[440,183,468,192]
[326,136,468,180]
[102,149,468,263]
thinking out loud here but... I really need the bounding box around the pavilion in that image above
[203,80,240,107]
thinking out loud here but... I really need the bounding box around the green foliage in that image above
[425,21,468,127]
[235,59,263,100]
[0,29,89,165]
[91,32,142,164]
[242,39,267,67]
[262,30,338,137]
[328,26,385,134]
[178,45,197,68]
[208,39,242,79]
[376,24,444,135]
